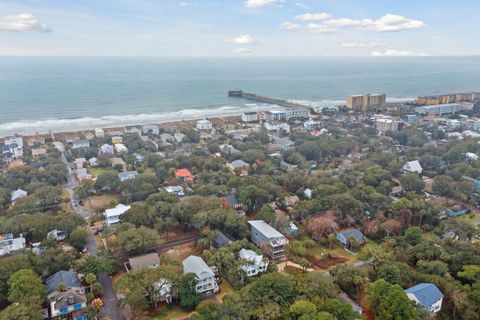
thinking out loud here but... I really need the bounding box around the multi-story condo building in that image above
[415,103,462,116]
[417,92,480,105]
[248,220,289,262]
[346,93,386,111]
[375,117,400,133]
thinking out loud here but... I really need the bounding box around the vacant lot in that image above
[83,194,120,212]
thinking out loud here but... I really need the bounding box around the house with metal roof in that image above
[336,229,366,247]
[11,188,27,204]
[104,204,131,226]
[405,283,443,314]
[248,220,289,261]
[226,159,249,176]
[118,170,138,182]
[239,248,268,277]
[402,160,423,174]
[182,255,219,294]
[0,233,26,256]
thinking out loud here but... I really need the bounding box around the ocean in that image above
[0,56,479,136]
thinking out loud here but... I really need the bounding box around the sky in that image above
[0,0,479,57]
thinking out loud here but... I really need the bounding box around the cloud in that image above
[341,42,381,48]
[295,2,310,9]
[371,49,430,57]
[296,12,331,21]
[179,2,192,7]
[234,48,252,55]
[229,34,257,45]
[280,22,301,30]
[245,0,279,9]
[0,13,52,33]
[307,23,336,33]
[324,14,425,32]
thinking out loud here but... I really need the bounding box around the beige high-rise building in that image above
[346,93,386,111]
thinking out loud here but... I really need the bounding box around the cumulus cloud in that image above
[280,22,301,30]
[371,49,430,57]
[324,14,425,32]
[229,34,257,45]
[296,12,331,21]
[234,48,252,55]
[307,23,336,33]
[245,0,279,9]
[0,13,51,33]
[341,42,381,48]
[295,2,310,9]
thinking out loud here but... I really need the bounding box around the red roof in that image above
[175,169,194,178]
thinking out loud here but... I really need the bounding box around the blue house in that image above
[336,229,366,247]
[405,283,443,314]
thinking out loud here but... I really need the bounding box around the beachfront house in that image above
[125,126,142,135]
[174,132,186,143]
[226,159,249,176]
[0,233,26,256]
[182,255,219,295]
[142,124,160,136]
[118,170,138,182]
[95,128,105,138]
[405,283,443,314]
[104,204,131,226]
[11,188,27,204]
[126,253,160,272]
[248,220,289,262]
[111,136,123,144]
[25,135,45,146]
[336,229,366,248]
[196,119,213,131]
[402,160,423,174]
[239,248,268,277]
[242,112,258,123]
[71,139,90,150]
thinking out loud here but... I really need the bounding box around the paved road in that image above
[60,151,126,320]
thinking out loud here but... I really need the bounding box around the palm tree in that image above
[327,233,336,257]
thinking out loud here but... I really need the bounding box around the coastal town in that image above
[1,90,480,320]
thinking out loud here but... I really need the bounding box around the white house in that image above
[164,186,185,197]
[142,124,160,136]
[71,139,90,150]
[182,255,219,294]
[405,283,443,314]
[47,229,67,242]
[303,119,319,131]
[11,189,27,204]
[104,204,131,226]
[100,144,114,154]
[196,119,213,131]
[242,112,258,123]
[89,157,99,167]
[114,143,129,154]
[95,128,105,138]
[118,170,138,182]
[0,233,26,256]
[402,160,423,174]
[174,132,186,143]
[239,248,268,277]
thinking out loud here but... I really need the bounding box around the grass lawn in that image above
[87,167,118,177]
[153,305,190,320]
[83,194,120,212]
[216,280,235,302]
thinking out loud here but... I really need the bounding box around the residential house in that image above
[304,188,312,199]
[99,143,114,154]
[125,126,142,135]
[32,148,47,159]
[0,233,26,256]
[405,283,443,314]
[175,169,195,183]
[132,153,145,163]
[336,229,366,247]
[303,119,320,131]
[402,160,423,174]
[106,129,125,137]
[264,121,290,134]
[242,112,258,123]
[212,230,233,248]
[76,168,92,181]
[71,140,90,150]
[4,136,24,148]
[160,133,175,144]
[219,144,242,157]
[11,189,27,204]
[47,229,67,241]
[126,253,161,272]
[248,220,289,262]
[74,158,86,170]
[95,128,105,138]
[110,157,127,171]
[83,131,95,140]
[46,271,87,320]
[164,185,185,197]
[196,119,213,131]
[283,195,300,207]
[114,143,128,154]
[226,159,249,176]
[273,137,295,150]
[89,157,98,167]
[104,204,131,226]
[142,124,160,135]
[222,195,244,214]
[2,142,23,163]
[25,135,45,146]
[174,132,186,143]
[182,255,219,294]
[239,248,268,277]
[112,136,123,144]
[118,170,138,182]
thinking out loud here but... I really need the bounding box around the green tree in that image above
[290,300,318,320]
[116,226,160,254]
[0,302,43,320]
[76,256,115,275]
[248,273,296,308]
[8,269,47,304]
[366,279,421,320]
[432,175,455,203]
[69,226,88,251]
[399,173,424,194]
[179,273,203,310]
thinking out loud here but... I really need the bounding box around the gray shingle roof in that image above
[46,270,81,294]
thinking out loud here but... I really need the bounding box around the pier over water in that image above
[228,90,310,110]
